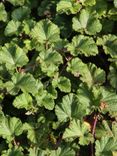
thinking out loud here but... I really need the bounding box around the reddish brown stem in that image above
[91,114,99,156]
[92,115,98,136]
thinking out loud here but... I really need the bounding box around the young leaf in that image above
[108,63,117,89]
[13,93,33,110]
[0,3,7,22]
[0,43,28,70]
[1,147,24,156]
[101,88,117,114]
[55,93,89,122]
[66,35,98,56]
[72,9,102,35]
[82,0,96,6]
[97,35,117,58]
[50,146,75,156]
[36,89,55,110]
[95,137,117,156]
[52,76,71,93]
[23,120,50,147]
[30,19,60,44]
[6,0,25,6]
[67,58,105,87]
[63,119,93,145]
[41,93,55,110]
[57,0,81,15]
[28,147,46,156]
[114,0,117,8]
[0,115,23,141]
[91,0,107,17]
[4,20,21,36]
[5,73,38,95]
[38,48,63,77]
[11,6,31,21]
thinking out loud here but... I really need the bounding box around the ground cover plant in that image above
[0,0,117,155]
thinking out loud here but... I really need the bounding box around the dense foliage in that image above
[0,0,117,155]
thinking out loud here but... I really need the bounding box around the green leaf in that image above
[77,83,102,112]
[57,0,81,15]
[0,43,28,70]
[55,93,89,122]
[11,6,31,21]
[52,76,71,93]
[41,93,55,110]
[36,90,55,110]
[1,147,24,156]
[66,35,98,56]
[4,20,21,36]
[38,48,63,77]
[5,73,38,95]
[114,0,117,8]
[101,88,117,114]
[108,63,117,89]
[77,83,117,114]
[67,58,105,87]
[72,9,102,35]
[22,19,36,35]
[0,3,7,22]
[50,146,75,156]
[108,8,117,21]
[6,0,25,6]
[82,0,96,6]
[97,35,117,58]
[63,119,93,145]
[13,93,33,110]
[95,137,117,156]
[0,115,23,141]
[30,19,60,44]
[23,120,50,147]
[91,0,107,17]
[28,147,46,156]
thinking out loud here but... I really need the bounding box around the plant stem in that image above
[91,114,99,156]
[92,115,98,136]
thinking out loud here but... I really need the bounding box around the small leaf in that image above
[13,93,33,110]
[0,3,7,22]
[41,93,55,110]
[0,115,23,141]
[97,35,117,58]
[11,6,31,21]
[72,9,102,35]
[101,88,117,114]
[5,73,38,95]
[95,137,117,156]
[52,76,71,93]
[6,0,25,6]
[30,19,60,44]
[23,120,50,147]
[91,0,107,17]
[67,58,105,87]
[57,0,81,15]
[1,147,24,156]
[4,20,21,36]
[63,119,93,145]
[67,35,98,56]
[50,146,75,156]
[82,0,96,6]
[36,90,55,110]
[55,93,89,122]
[114,0,117,8]
[39,48,63,77]
[0,43,28,70]
[108,63,117,89]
